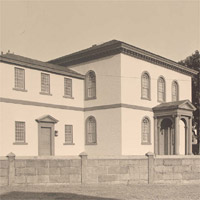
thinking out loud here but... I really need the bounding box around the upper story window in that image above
[158,76,166,102]
[141,117,151,144]
[141,72,151,100]
[172,81,179,101]
[14,121,26,144]
[64,125,74,145]
[85,71,96,100]
[86,116,97,145]
[14,67,26,91]
[64,78,72,98]
[41,73,50,95]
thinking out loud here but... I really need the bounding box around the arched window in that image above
[172,81,179,101]
[85,71,96,99]
[158,76,166,102]
[141,117,151,144]
[141,72,151,100]
[86,116,97,144]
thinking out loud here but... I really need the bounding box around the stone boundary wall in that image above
[0,152,200,186]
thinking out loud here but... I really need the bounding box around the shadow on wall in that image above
[0,191,120,200]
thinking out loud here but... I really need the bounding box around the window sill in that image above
[85,143,97,145]
[85,97,96,101]
[13,142,28,145]
[141,143,152,145]
[141,97,151,101]
[13,88,28,92]
[63,143,75,145]
[157,100,166,103]
[40,92,52,96]
[63,95,74,99]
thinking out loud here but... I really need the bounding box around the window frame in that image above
[85,70,96,100]
[172,80,179,101]
[141,117,151,145]
[141,71,151,100]
[63,125,74,145]
[40,73,51,95]
[63,77,74,99]
[13,121,28,145]
[13,67,27,92]
[85,116,97,145]
[157,76,166,102]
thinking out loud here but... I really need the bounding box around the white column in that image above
[154,117,158,155]
[175,115,180,155]
[188,117,193,155]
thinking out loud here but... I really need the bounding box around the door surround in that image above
[36,115,58,156]
[153,100,196,155]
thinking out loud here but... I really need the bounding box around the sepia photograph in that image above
[0,0,200,199]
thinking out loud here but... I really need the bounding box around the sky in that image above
[0,0,199,62]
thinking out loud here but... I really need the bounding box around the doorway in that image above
[159,118,174,155]
[40,127,52,156]
[36,115,58,156]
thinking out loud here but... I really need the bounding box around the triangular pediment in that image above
[153,100,196,112]
[179,100,196,111]
[36,115,58,123]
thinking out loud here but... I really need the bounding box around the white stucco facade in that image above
[0,40,197,156]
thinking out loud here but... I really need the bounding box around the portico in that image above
[153,100,196,155]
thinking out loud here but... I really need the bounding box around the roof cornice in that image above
[0,54,85,79]
[49,40,198,77]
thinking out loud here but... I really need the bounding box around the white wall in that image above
[121,108,154,155]
[0,102,84,156]
[69,55,122,156]
[0,62,84,108]
[0,62,85,156]
[121,54,192,108]
[85,108,121,156]
[68,54,121,107]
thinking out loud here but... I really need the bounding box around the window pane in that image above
[15,121,25,142]
[65,125,73,143]
[142,118,150,143]
[86,117,96,144]
[158,78,165,101]
[86,71,96,98]
[172,82,178,101]
[15,68,25,89]
[41,73,50,93]
[142,73,150,99]
[64,78,72,97]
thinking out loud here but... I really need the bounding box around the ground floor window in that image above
[15,121,26,143]
[86,116,97,144]
[141,117,151,144]
[64,125,73,144]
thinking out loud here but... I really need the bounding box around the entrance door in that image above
[159,118,174,155]
[164,127,174,155]
[40,127,52,156]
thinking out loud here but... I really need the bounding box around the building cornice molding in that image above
[49,40,198,77]
[0,55,85,80]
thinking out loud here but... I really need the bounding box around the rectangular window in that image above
[41,73,50,94]
[15,121,25,143]
[15,68,25,90]
[65,125,73,144]
[64,78,72,97]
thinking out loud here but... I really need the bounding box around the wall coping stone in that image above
[14,156,80,160]
[155,155,200,159]
[88,155,147,159]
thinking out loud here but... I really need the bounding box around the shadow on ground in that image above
[0,191,120,200]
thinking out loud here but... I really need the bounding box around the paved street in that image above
[0,184,200,200]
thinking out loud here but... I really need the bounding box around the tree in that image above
[178,50,200,154]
